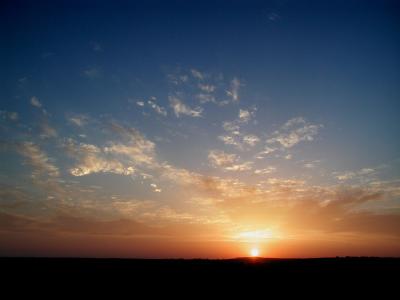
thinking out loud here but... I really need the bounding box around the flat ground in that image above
[2,257,399,293]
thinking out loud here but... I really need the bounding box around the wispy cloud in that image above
[64,139,135,176]
[219,107,258,149]
[68,114,90,127]
[226,77,241,102]
[334,168,375,181]
[40,121,57,139]
[83,67,102,79]
[208,150,252,172]
[169,96,203,118]
[0,111,18,121]
[65,122,156,176]
[191,68,205,80]
[208,150,237,168]
[267,117,322,148]
[17,142,59,178]
[254,166,276,175]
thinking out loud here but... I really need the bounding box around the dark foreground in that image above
[2,257,399,294]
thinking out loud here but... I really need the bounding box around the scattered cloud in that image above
[150,183,162,193]
[208,150,237,168]
[148,98,167,116]
[219,107,258,149]
[254,166,276,175]
[243,134,260,146]
[335,168,376,181]
[198,84,216,93]
[267,117,322,148]
[208,150,252,172]
[0,111,18,121]
[30,96,42,108]
[64,139,135,176]
[226,77,241,102]
[65,122,156,177]
[191,69,204,80]
[256,146,277,159]
[68,114,90,127]
[40,121,58,139]
[169,96,203,118]
[16,142,59,178]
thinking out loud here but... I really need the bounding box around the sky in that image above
[1,0,400,258]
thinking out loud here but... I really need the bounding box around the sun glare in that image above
[250,248,259,257]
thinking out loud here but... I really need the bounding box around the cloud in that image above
[148,99,167,116]
[267,117,322,148]
[150,183,162,193]
[225,162,253,171]
[169,96,203,118]
[267,12,281,22]
[106,122,156,165]
[208,150,252,172]
[191,69,204,80]
[254,166,276,175]
[198,84,215,93]
[167,68,242,107]
[0,211,163,237]
[208,150,237,168]
[65,123,156,177]
[226,77,240,102]
[238,109,252,123]
[0,111,18,121]
[131,97,167,116]
[40,122,58,139]
[256,146,277,159]
[218,135,239,147]
[64,139,135,176]
[243,134,260,146]
[83,67,102,79]
[219,107,258,149]
[30,96,42,108]
[335,168,376,181]
[68,114,90,127]
[16,142,59,178]
[196,93,216,104]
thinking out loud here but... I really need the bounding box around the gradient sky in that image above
[1,0,400,258]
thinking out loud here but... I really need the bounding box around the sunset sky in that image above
[1,0,400,258]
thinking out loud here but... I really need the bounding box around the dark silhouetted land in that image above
[2,256,399,289]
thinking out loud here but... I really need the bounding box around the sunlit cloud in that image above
[267,117,322,148]
[16,142,59,178]
[334,168,376,181]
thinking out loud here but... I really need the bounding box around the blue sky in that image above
[0,0,399,257]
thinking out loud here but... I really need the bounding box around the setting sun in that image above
[250,248,260,257]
